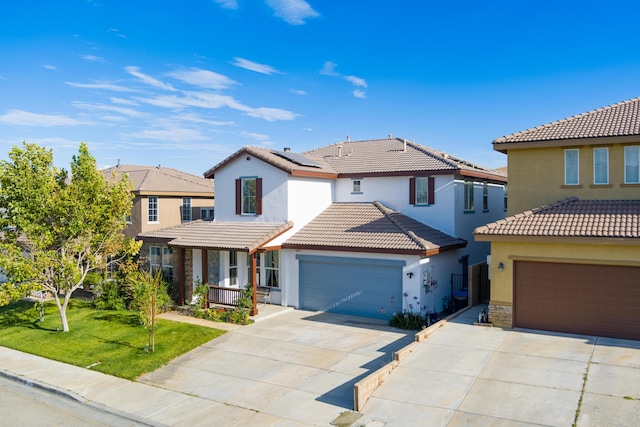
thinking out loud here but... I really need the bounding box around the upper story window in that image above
[236,177,262,215]
[482,182,489,211]
[201,207,215,221]
[148,196,158,223]
[409,177,434,205]
[464,180,475,211]
[182,197,192,222]
[593,147,609,185]
[564,149,580,185]
[352,179,362,193]
[624,146,640,184]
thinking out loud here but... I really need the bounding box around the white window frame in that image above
[464,180,475,212]
[564,149,580,185]
[263,251,279,288]
[150,246,161,275]
[162,247,173,283]
[182,197,192,222]
[241,178,257,215]
[624,146,640,184]
[415,177,429,205]
[148,196,159,223]
[229,251,238,287]
[593,147,609,185]
[352,179,362,193]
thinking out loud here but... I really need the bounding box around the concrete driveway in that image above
[358,305,640,427]
[139,308,414,426]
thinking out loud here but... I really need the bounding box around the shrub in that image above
[94,279,127,311]
[389,311,427,330]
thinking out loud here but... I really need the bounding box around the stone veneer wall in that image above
[184,249,193,304]
[488,303,512,327]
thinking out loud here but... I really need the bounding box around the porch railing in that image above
[207,285,242,307]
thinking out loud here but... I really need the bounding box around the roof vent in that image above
[337,145,343,157]
[284,147,291,152]
[117,158,120,167]
[347,135,350,142]
[388,133,392,138]
[403,139,407,152]
[157,164,161,169]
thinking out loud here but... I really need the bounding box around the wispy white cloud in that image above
[345,75,367,88]
[110,97,138,105]
[290,89,307,96]
[0,110,87,127]
[265,0,319,25]
[71,101,146,118]
[320,61,368,98]
[231,57,281,75]
[108,28,127,38]
[135,91,298,122]
[126,66,176,91]
[353,89,366,99]
[66,81,138,92]
[43,64,57,70]
[239,131,270,141]
[123,127,209,142]
[172,113,235,127]
[166,67,238,90]
[81,54,107,63]
[214,0,238,9]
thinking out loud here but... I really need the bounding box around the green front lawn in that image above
[0,299,225,380]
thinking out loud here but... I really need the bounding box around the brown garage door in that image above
[514,261,640,340]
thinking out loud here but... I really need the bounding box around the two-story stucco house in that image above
[140,137,506,319]
[475,97,640,340]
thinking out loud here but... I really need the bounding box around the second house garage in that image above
[514,260,640,341]
[297,255,404,319]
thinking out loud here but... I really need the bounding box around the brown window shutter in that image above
[428,177,435,205]
[235,179,241,214]
[409,177,416,204]
[256,178,263,215]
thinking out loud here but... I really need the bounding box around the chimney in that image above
[117,159,120,167]
[337,145,343,157]
[347,135,350,142]
[284,147,291,152]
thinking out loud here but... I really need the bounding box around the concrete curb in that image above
[353,305,474,411]
[0,369,162,426]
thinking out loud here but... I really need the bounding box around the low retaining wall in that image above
[353,305,473,411]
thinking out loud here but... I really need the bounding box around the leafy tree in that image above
[0,142,140,332]
[127,269,171,352]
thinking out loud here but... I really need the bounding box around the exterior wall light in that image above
[498,262,504,272]
[406,272,414,278]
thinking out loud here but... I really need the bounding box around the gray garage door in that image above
[297,255,404,319]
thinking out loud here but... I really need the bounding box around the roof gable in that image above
[102,164,214,194]
[494,96,640,148]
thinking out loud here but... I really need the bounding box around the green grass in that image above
[0,299,225,380]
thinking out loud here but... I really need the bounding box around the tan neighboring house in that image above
[475,97,640,340]
[102,164,214,286]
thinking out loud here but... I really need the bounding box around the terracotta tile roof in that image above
[283,202,466,255]
[204,146,337,178]
[138,220,293,252]
[204,139,506,182]
[474,197,640,239]
[494,97,640,145]
[303,138,506,181]
[102,164,214,194]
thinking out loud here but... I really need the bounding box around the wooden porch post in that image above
[250,251,258,316]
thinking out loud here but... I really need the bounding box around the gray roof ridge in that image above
[372,201,429,250]
[494,96,640,143]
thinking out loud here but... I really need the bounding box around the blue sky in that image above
[2,0,640,176]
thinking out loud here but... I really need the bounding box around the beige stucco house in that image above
[475,97,640,340]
